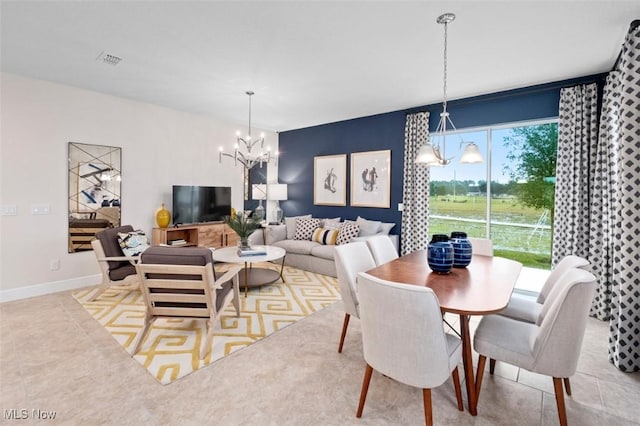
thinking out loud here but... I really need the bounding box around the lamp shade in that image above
[459,142,483,164]
[268,184,288,201]
[415,143,444,165]
[252,184,267,200]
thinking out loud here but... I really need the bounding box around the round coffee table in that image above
[211,245,286,297]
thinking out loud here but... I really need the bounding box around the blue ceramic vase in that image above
[427,235,454,274]
[450,231,472,268]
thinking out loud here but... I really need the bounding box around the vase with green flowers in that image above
[224,212,262,249]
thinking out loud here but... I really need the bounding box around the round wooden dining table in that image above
[364,251,523,416]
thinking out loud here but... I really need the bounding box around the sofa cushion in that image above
[379,222,396,235]
[273,239,319,255]
[312,228,339,245]
[294,217,320,240]
[285,214,311,239]
[265,224,287,245]
[319,217,341,228]
[356,216,382,236]
[337,222,360,245]
[310,244,336,261]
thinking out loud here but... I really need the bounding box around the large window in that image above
[429,119,557,269]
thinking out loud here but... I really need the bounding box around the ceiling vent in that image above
[96,51,123,66]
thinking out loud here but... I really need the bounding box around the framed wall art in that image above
[350,149,391,208]
[314,154,347,206]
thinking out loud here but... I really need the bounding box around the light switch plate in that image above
[32,204,50,215]
[398,203,404,212]
[2,204,17,215]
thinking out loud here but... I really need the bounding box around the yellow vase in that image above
[155,203,171,228]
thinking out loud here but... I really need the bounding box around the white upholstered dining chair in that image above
[356,272,463,425]
[499,255,590,324]
[365,235,399,266]
[468,237,493,256]
[334,242,377,353]
[473,268,597,426]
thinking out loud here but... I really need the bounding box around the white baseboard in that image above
[0,274,101,303]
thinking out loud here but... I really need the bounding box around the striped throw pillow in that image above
[312,228,339,245]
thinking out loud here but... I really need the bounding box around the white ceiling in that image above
[1,1,638,132]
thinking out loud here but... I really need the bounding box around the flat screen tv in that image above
[172,185,231,225]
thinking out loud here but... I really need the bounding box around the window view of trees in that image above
[428,121,558,269]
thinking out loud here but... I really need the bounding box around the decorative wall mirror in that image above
[68,142,122,253]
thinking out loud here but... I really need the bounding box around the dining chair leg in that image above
[422,388,433,426]
[452,366,464,411]
[475,355,487,399]
[356,364,373,418]
[563,377,572,396]
[553,377,568,426]
[489,358,496,375]
[338,313,350,353]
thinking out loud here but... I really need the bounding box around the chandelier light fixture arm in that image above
[415,13,483,167]
[219,91,277,170]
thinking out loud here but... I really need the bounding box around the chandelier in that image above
[219,91,277,169]
[415,13,483,166]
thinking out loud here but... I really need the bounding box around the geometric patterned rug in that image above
[72,263,339,384]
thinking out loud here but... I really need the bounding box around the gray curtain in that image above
[401,112,430,255]
[555,24,640,372]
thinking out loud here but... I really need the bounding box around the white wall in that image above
[0,73,278,301]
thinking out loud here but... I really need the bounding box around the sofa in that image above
[247,215,399,277]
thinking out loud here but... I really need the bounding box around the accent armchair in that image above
[89,225,140,301]
[132,246,241,360]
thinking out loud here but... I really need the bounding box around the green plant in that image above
[224,213,262,239]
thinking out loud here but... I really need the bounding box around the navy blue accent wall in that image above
[278,74,606,236]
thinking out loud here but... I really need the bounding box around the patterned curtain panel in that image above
[555,24,640,372]
[607,25,640,373]
[401,112,430,255]
[553,83,599,265]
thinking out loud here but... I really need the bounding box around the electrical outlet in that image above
[50,259,60,271]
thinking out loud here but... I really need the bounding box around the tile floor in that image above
[1,284,639,425]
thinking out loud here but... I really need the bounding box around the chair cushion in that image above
[473,314,537,371]
[498,295,542,324]
[141,246,213,266]
[109,263,137,281]
[141,246,230,312]
[96,225,134,269]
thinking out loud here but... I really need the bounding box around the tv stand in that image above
[152,222,238,248]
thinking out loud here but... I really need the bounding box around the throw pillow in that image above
[285,214,312,239]
[356,216,382,237]
[337,222,360,245]
[312,228,339,245]
[117,230,150,257]
[294,218,320,240]
[379,222,396,235]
